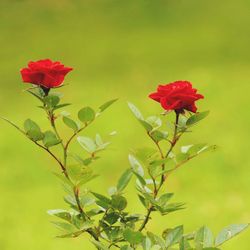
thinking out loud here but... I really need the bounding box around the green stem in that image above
[139,112,180,232]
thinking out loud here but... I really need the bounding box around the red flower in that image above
[20,59,73,89]
[149,81,204,113]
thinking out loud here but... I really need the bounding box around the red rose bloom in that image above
[20,59,73,89]
[149,81,204,113]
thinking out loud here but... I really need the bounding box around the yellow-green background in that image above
[0,1,250,249]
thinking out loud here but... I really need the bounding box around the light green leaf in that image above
[99,98,118,112]
[78,107,95,122]
[146,116,162,129]
[142,236,152,250]
[47,209,71,222]
[77,136,96,153]
[117,168,133,192]
[121,246,133,250]
[128,154,144,176]
[91,239,109,250]
[215,224,249,246]
[195,226,214,248]
[165,225,184,247]
[147,232,166,249]
[186,111,209,126]
[128,102,144,120]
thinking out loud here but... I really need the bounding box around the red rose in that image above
[149,81,204,113]
[20,59,73,89]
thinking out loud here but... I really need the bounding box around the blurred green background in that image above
[0,0,250,249]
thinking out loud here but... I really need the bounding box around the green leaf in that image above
[165,225,184,247]
[215,224,249,246]
[186,111,210,126]
[44,95,60,108]
[24,118,40,132]
[26,88,44,102]
[91,239,109,250]
[77,136,97,153]
[99,98,118,112]
[158,193,174,206]
[128,102,144,120]
[47,209,71,222]
[111,195,127,211]
[43,131,61,147]
[23,119,44,141]
[121,246,133,250]
[53,172,74,188]
[117,168,133,192]
[53,103,71,111]
[51,221,76,232]
[195,226,214,249]
[150,130,168,142]
[104,211,120,225]
[138,194,149,208]
[62,116,78,132]
[123,228,144,244]
[146,116,162,129]
[78,107,95,122]
[142,236,152,250]
[128,154,144,176]
[56,230,84,238]
[92,192,111,209]
[139,120,153,132]
[147,232,166,249]
[179,236,192,250]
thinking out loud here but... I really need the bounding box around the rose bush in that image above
[1,59,248,250]
[149,81,204,113]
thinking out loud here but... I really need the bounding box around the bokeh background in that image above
[0,0,250,249]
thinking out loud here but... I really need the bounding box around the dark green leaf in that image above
[104,211,120,225]
[111,195,127,211]
[92,192,111,208]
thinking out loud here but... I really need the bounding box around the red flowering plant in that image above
[1,60,248,250]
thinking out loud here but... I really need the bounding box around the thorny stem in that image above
[139,112,180,232]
